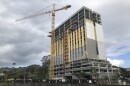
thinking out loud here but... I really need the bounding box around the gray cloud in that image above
[100,0,130,57]
[0,0,130,67]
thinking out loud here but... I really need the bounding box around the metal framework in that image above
[53,6,118,80]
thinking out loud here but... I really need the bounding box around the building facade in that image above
[49,6,118,80]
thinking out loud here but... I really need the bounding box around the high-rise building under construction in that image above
[50,6,118,80]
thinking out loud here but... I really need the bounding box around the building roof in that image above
[55,6,100,31]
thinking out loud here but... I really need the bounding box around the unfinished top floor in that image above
[54,6,102,38]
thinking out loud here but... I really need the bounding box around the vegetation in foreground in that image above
[0,56,50,81]
[0,56,130,83]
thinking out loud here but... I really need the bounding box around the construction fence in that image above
[1,79,130,86]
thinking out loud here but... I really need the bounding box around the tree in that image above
[0,55,50,80]
[26,64,41,79]
[16,68,25,79]
[0,73,5,81]
[74,72,87,79]
[75,72,93,79]
[119,67,130,80]
[90,67,99,80]
[40,55,50,79]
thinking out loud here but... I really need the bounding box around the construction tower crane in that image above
[16,4,71,79]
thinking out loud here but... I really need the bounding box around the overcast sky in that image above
[0,0,130,68]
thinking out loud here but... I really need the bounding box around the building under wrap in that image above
[49,6,118,80]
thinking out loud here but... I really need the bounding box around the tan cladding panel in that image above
[75,29,78,48]
[57,38,64,55]
[55,40,58,56]
[57,41,58,55]
[61,38,63,54]
[58,40,60,55]
[60,39,62,54]
[81,26,85,47]
[57,40,60,55]
[78,28,81,47]
[57,41,59,55]
[68,31,70,62]
[69,28,81,50]
[59,39,61,55]
[71,33,73,51]
[73,31,75,50]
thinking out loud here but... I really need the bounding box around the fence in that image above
[0,79,130,86]
[0,83,123,86]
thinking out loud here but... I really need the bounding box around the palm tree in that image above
[12,63,17,80]
[12,63,16,67]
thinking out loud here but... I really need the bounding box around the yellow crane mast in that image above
[16,4,71,80]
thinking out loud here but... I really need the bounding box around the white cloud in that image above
[107,58,125,67]
[0,44,14,54]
